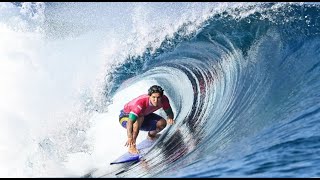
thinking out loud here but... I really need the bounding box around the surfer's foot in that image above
[128,145,139,154]
[147,131,159,141]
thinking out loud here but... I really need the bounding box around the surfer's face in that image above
[150,93,161,106]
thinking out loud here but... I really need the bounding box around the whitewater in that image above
[0,2,319,178]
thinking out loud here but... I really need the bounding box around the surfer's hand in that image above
[125,138,135,147]
[167,118,174,125]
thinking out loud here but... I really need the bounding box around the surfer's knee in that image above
[157,118,167,130]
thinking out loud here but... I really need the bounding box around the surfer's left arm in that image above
[163,95,175,125]
[164,107,174,125]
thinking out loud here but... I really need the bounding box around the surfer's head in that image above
[148,85,164,106]
[148,85,164,96]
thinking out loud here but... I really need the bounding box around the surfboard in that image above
[110,135,160,165]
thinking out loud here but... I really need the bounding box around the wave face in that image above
[99,3,320,178]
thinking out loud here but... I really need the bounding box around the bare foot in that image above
[128,145,139,154]
[147,133,161,141]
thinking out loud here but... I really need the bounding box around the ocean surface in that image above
[0,2,319,178]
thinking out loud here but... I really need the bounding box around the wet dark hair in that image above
[148,85,164,96]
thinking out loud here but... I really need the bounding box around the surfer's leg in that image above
[148,118,166,139]
[120,110,144,154]
[140,113,166,140]
[133,116,144,141]
[129,116,144,154]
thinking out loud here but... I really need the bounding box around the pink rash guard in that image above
[123,94,171,117]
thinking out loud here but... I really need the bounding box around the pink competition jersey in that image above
[123,94,171,117]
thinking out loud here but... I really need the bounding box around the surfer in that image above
[118,85,175,154]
